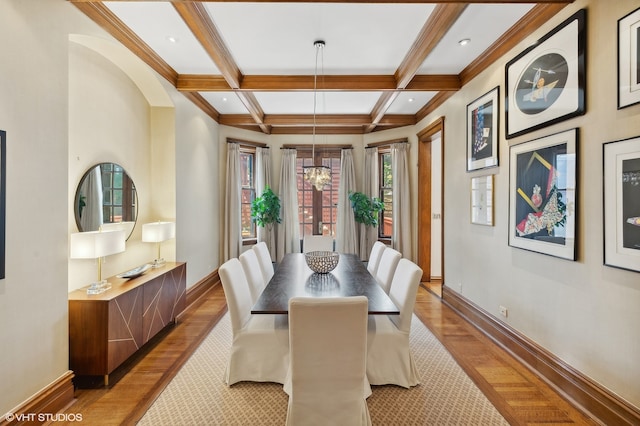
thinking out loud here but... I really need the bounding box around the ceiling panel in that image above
[419,3,536,74]
[254,91,383,115]
[204,2,436,75]
[104,1,221,74]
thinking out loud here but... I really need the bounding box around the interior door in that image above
[417,118,444,289]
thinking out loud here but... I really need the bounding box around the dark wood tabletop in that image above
[251,253,399,315]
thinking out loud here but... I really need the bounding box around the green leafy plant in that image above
[349,191,384,227]
[251,186,282,230]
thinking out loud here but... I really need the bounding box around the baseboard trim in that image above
[442,287,640,426]
[1,371,75,425]
[179,269,220,321]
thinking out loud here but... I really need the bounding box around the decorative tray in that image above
[117,264,152,279]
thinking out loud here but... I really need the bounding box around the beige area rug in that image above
[139,314,508,425]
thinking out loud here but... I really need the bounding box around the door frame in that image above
[417,117,445,284]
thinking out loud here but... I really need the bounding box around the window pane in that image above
[379,150,393,239]
[239,150,256,239]
[380,188,393,238]
[297,152,341,237]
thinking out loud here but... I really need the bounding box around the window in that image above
[296,148,342,237]
[379,149,393,239]
[239,147,256,240]
[100,163,136,224]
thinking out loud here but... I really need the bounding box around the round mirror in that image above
[74,163,138,239]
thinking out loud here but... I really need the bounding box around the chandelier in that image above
[303,40,332,191]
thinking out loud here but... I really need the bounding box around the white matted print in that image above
[505,9,586,139]
[604,136,640,272]
[471,175,494,226]
[467,87,499,171]
[508,129,577,260]
[618,6,640,109]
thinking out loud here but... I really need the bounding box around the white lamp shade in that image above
[142,221,176,243]
[70,230,126,259]
[100,221,135,236]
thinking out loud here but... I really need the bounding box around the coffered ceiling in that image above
[70,0,572,134]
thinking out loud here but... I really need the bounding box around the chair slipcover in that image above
[374,247,402,294]
[367,258,423,388]
[302,235,334,253]
[219,258,289,385]
[239,249,266,304]
[366,241,386,276]
[284,296,372,426]
[253,241,274,283]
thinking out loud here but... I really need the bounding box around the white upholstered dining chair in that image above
[366,241,386,276]
[366,258,423,388]
[284,296,372,426]
[239,249,266,304]
[374,246,402,294]
[218,258,289,385]
[253,241,274,283]
[302,235,334,253]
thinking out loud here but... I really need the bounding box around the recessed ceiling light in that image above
[222,97,228,102]
[166,36,179,44]
[408,98,415,103]
[458,38,470,46]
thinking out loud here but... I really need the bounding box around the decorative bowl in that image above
[304,251,339,273]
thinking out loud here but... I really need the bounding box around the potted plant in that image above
[251,186,282,231]
[349,191,384,227]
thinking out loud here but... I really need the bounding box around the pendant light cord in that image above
[312,40,324,162]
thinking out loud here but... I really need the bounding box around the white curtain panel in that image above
[277,149,300,261]
[360,147,379,260]
[80,166,103,232]
[336,149,358,254]
[223,143,242,261]
[391,143,412,259]
[255,147,275,255]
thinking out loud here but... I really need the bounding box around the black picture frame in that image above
[617,6,640,109]
[466,87,499,171]
[603,136,640,272]
[505,9,586,139]
[508,128,577,260]
[0,130,5,280]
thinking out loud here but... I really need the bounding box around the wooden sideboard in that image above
[68,262,186,385]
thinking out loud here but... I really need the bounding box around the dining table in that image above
[251,252,399,315]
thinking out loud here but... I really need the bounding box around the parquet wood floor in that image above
[60,282,597,425]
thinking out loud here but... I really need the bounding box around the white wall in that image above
[68,41,156,291]
[415,0,640,408]
[0,0,83,415]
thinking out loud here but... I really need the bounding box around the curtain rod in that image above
[366,139,408,148]
[226,138,268,148]
[281,144,353,150]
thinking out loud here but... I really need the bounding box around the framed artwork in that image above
[508,128,577,260]
[467,87,499,171]
[505,9,586,139]
[603,136,640,272]
[618,6,640,109]
[471,175,494,226]
[0,130,5,279]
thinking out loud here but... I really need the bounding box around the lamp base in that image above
[151,258,166,268]
[87,280,112,295]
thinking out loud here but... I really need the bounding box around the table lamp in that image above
[142,221,175,268]
[70,229,126,294]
